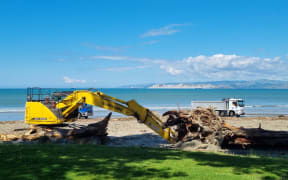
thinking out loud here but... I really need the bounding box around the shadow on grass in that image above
[185,151,288,180]
[0,144,186,180]
[0,144,288,180]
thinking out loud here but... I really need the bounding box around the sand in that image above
[223,116,288,131]
[1,116,288,148]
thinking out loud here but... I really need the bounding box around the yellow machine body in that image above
[25,102,63,125]
[25,89,176,143]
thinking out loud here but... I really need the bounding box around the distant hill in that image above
[120,80,288,89]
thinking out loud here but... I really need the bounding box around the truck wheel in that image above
[229,111,235,117]
[219,111,225,117]
[85,116,88,119]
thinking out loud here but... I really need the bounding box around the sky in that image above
[0,0,288,88]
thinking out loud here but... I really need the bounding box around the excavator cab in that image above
[25,88,77,125]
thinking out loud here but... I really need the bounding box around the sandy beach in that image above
[1,115,288,148]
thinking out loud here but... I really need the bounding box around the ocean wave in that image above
[0,108,25,113]
[246,105,288,108]
[147,106,191,110]
[92,106,191,113]
[1,104,288,114]
[0,106,191,114]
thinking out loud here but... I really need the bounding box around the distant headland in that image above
[121,80,288,89]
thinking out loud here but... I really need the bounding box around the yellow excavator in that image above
[25,87,176,143]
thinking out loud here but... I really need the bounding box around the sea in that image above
[0,88,288,121]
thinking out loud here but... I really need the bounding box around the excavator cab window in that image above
[51,91,73,102]
[27,88,73,103]
[27,88,55,102]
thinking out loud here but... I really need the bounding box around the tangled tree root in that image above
[0,113,111,144]
[163,108,288,150]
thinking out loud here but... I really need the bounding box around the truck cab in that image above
[78,103,93,119]
[191,98,245,117]
[226,98,245,117]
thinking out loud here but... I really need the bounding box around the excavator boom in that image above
[25,88,176,143]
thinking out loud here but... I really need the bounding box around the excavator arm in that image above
[25,89,176,143]
[57,91,136,117]
[58,90,176,143]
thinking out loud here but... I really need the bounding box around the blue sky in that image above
[0,0,288,88]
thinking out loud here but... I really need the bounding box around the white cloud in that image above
[141,24,189,38]
[160,65,183,75]
[63,76,86,84]
[91,56,128,61]
[89,55,166,64]
[84,54,288,81]
[159,54,287,81]
[141,40,160,45]
[106,66,147,72]
[82,43,128,53]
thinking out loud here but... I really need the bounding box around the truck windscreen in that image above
[238,101,244,107]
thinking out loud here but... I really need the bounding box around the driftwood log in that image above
[163,108,288,149]
[0,113,111,144]
[222,124,288,149]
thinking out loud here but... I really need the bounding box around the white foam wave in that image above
[0,106,192,114]
[92,106,191,113]
[0,108,25,113]
[246,105,288,108]
[148,106,191,110]
[1,104,288,114]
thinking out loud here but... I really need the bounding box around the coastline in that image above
[2,115,288,157]
[1,115,288,145]
[2,88,288,121]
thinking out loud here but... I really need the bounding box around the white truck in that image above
[78,103,93,119]
[191,98,245,117]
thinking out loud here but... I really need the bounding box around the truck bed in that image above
[191,101,226,110]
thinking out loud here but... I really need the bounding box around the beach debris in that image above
[222,125,288,149]
[0,113,111,144]
[162,107,224,150]
[279,114,286,118]
[163,108,288,150]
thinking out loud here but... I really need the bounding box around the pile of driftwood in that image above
[163,108,224,150]
[163,108,288,150]
[0,113,111,144]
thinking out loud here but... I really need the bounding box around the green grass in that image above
[0,144,288,180]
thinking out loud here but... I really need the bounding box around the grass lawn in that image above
[0,144,288,180]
